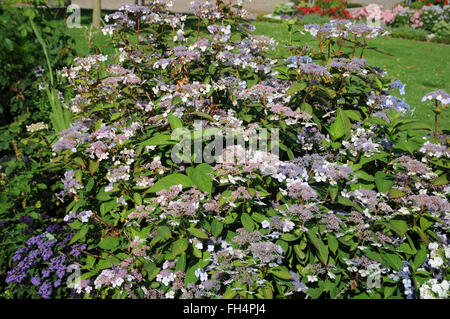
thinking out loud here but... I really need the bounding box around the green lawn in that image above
[64,17,450,130]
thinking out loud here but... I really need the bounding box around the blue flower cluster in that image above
[398,261,415,299]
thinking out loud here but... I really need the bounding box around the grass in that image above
[51,10,450,130]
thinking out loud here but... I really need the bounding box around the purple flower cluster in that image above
[300,63,331,78]
[5,227,77,299]
[328,58,366,72]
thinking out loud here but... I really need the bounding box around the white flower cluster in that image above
[94,269,133,289]
[342,126,380,158]
[420,278,449,299]
[428,242,449,269]
[156,271,176,286]
[63,210,93,223]
[73,279,92,294]
[26,122,48,133]
[195,267,208,282]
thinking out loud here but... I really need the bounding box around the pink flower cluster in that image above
[351,4,395,24]
[410,11,423,28]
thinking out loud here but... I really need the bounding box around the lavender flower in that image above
[285,56,312,68]
[248,242,283,263]
[422,90,450,104]
[301,63,331,78]
[38,282,53,299]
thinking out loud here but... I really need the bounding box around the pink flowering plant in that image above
[351,4,395,25]
[352,3,450,41]
[2,0,449,299]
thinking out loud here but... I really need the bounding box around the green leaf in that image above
[397,121,432,132]
[241,213,255,232]
[157,226,172,240]
[141,134,176,146]
[185,264,200,285]
[148,173,193,193]
[168,114,183,130]
[211,219,223,238]
[85,255,95,269]
[281,233,299,242]
[343,109,362,122]
[89,160,99,176]
[420,216,434,231]
[85,178,95,192]
[98,236,119,250]
[384,285,397,298]
[364,249,384,263]
[413,245,427,270]
[329,185,339,202]
[188,227,209,239]
[4,38,14,51]
[432,173,448,186]
[175,253,187,272]
[73,157,86,169]
[413,226,430,246]
[97,259,114,271]
[337,196,357,208]
[110,111,124,121]
[260,285,273,299]
[388,219,408,237]
[328,235,339,255]
[223,286,237,299]
[398,243,416,255]
[69,225,89,245]
[294,244,306,260]
[190,170,213,194]
[287,81,307,96]
[388,188,405,199]
[223,212,238,224]
[194,163,213,174]
[189,111,217,122]
[394,140,420,154]
[307,287,323,299]
[328,108,351,140]
[251,212,268,223]
[269,266,293,280]
[375,171,394,193]
[96,187,112,201]
[100,200,118,216]
[381,252,402,270]
[133,193,142,206]
[307,229,328,265]
[143,262,160,281]
[171,238,188,256]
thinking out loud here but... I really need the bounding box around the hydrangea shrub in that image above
[3,0,449,299]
